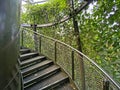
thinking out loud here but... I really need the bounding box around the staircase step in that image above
[20,49,31,54]
[20,52,39,61]
[20,46,27,49]
[25,72,69,90]
[21,60,53,77]
[53,83,76,90]
[24,65,61,87]
[40,77,69,90]
[20,56,46,67]
[19,47,77,90]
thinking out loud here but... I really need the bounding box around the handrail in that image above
[3,71,19,90]
[21,27,120,90]
[18,59,24,90]
[3,60,21,90]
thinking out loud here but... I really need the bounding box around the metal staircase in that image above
[19,48,77,90]
[19,27,120,90]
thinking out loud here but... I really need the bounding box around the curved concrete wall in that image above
[0,0,20,89]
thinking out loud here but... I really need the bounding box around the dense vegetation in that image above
[21,0,120,84]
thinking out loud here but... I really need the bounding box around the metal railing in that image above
[3,64,20,90]
[20,26,120,90]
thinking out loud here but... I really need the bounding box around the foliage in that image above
[21,0,69,24]
[21,0,120,84]
[78,0,120,83]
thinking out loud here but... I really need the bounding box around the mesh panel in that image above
[21,28,120,90]
[74,52,84,89]
[23,29,35,50]
[84,57,103,90]
[41,37,55,60]
[56,43,72,76]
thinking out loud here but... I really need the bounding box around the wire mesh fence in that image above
[20,27,120,90]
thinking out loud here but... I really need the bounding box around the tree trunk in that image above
[71,0,85,90]
[73,19,82,52]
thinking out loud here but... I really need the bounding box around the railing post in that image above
[54,41,57,62]
[79,54,86,90]
[71,50,75,80]
[21,29,24,47]
[19,69,24,90]
[33,24,38,51]
[39,36,41,53]
[103,80,109,90]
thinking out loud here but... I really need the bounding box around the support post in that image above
[33,24,38,51]
[39,36,41,53]
[54,41,57,62]
[103,80,109,90]
[21,30,24,47]
[71,50,75,80]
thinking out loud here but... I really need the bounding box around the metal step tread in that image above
[53,83,76,90]
[20,56,46,66]
[20,52,38,58]
[21,60,53,75]
[25,72,69,90]
[20,48,30,52]
[20,52,39,61]
[23,65,60,85]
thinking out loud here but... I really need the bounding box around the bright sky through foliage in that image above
[34,0,39,1]
[21,0,48,13]
[33,0,48,3]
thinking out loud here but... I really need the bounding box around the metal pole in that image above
[54,41,57,62]
[21,30,24,47]
[103,80,109,90]
[33,24,38,51]
[39,36,41,53]
[71,50,75,80]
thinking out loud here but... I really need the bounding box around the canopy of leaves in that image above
[21,0,69,24]
[78,0,120,83]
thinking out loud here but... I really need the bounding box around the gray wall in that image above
[0,0,20,89]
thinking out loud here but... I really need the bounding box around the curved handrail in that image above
[21,27,120,89]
